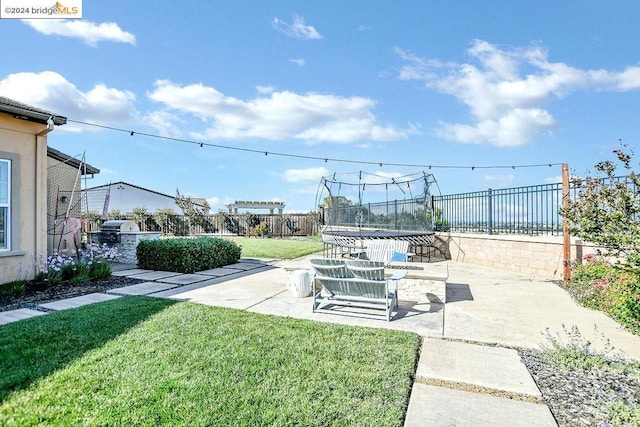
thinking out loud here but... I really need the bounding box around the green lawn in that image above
[227,236,324,259]
[1,297,421,426]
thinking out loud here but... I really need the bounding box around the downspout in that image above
[35,117,54,258]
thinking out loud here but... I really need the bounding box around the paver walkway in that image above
[0,308,47,325]
[0,259,273,325]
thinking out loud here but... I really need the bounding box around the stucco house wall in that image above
[83,181,209,215]
[84,182,179,215]
[0,97,66,284]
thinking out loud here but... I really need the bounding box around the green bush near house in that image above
[0,280,27,297]
[137,237,241,273]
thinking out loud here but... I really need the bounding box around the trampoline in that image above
[316,171,439,260]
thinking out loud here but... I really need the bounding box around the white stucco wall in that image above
[84,183,178,214]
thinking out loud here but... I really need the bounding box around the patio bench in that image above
[310,258,406,321]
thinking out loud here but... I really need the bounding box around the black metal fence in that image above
[432,176,636,235]
[433,183,566,235]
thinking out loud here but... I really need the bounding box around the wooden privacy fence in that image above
[82,213,320,238]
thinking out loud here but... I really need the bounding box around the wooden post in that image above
[562,163,571,286]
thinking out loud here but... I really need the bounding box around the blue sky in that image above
[1,0,639,213]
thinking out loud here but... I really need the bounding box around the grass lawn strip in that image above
[227,236,323,260]
[0,296,420,426]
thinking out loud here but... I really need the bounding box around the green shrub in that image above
[89,260,112,280]
[608,272,640,334]
[608,401,640,426]
[250,222,269,238]
[0,280,27,297]
[137,237,241,273]
[567,255,616,311]
[568,255,640,335]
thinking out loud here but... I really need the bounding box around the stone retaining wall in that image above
[433,233,599,280]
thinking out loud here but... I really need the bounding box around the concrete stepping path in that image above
[0,260,273,325]
[156,274,212,285]
[0,308,47,325]
[107,282,179,296]
[417,338,541,397]
[404,337,556,426]
[125,271,182,281]
[404,384,556,426]
[111,268,152,276]
[38,293,122,311]
[196,267,247,276]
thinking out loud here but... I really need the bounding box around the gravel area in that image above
[520,348,640,426]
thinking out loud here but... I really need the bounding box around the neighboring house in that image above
[82,181,210,216]
[0,96,67,283]
[47,147,100,255]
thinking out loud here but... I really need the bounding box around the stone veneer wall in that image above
[394,263,448,304]
[87,232,161,265]
[434,233,599,280]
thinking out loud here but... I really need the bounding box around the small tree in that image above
[561,145,640,268]
[175,189,210,235]
[153,208,176,235]
[132,206,148,229]
[107,209,124,220]
[82,210,102,232]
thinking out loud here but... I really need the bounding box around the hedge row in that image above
[136,237,241,274]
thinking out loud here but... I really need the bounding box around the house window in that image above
[0,159,10,250]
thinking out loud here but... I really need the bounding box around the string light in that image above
[67,119,565,171]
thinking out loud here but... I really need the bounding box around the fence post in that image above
[562,163,571,286]
[487,188,493,235]
[394,199,398,230]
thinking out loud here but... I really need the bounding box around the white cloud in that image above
[206,196,221,210]
[397,40,640,146]
[289,58,306,66]
[544,175,563,184]
[142,110,183,138]
[436,108,555,147]
[283,167,328,183]
[272,14,322,40]
[256,85,275,94]
[23,19,135,46]
[147,80,411,143]
[94,166,117,176]
[483,173,515,187]
[0,71,137,131]
[361,171,405,185]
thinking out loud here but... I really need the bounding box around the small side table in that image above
[288,269,311,298]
